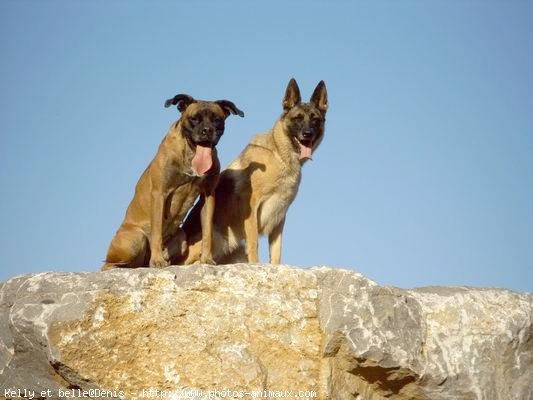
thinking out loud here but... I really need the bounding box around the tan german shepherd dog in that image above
[175,79,327,264]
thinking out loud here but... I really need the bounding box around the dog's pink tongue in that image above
[299,143,313,161]
[191,145,213,175]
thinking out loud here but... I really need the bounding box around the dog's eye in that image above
[189,117,200,125]
[214,119,225,131]
[293,114,304,121]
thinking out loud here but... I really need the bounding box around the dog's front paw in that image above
[200,256,216,265]
[150,253,170,268]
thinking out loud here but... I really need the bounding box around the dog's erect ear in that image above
[310,80,328,113]
[283,78,301,111]
[164,94,196,112]
[215,100,245,118]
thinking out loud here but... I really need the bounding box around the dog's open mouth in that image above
[191,142,214,176]
[296,138,313,161]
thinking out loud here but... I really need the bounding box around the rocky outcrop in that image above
[0,264,531,399]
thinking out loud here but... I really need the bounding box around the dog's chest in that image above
[258,171,301,234]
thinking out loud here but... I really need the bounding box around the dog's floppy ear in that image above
[310,80,328,113]
[215,100,245,118]
[164,94,196,112]
[283,78,301,111]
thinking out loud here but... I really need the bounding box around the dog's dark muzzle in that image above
[192,125,223,147]
[298,129,317,146]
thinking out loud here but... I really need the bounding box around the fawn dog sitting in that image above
[102,94,244,270]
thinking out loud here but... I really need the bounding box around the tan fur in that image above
[178,80,327,264]
[102,102,225,270]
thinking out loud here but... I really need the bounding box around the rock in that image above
[0,264,531,399]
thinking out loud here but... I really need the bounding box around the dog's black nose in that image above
[202,127,213,135]
[302,129,313,138]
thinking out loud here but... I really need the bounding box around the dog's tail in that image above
[101,260,130,271]
[101,263,113,271]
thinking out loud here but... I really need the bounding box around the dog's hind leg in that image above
[102,226,149,270]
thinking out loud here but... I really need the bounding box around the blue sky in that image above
[1,1,532,292]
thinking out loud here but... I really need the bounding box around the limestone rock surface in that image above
[0,264,531,399]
